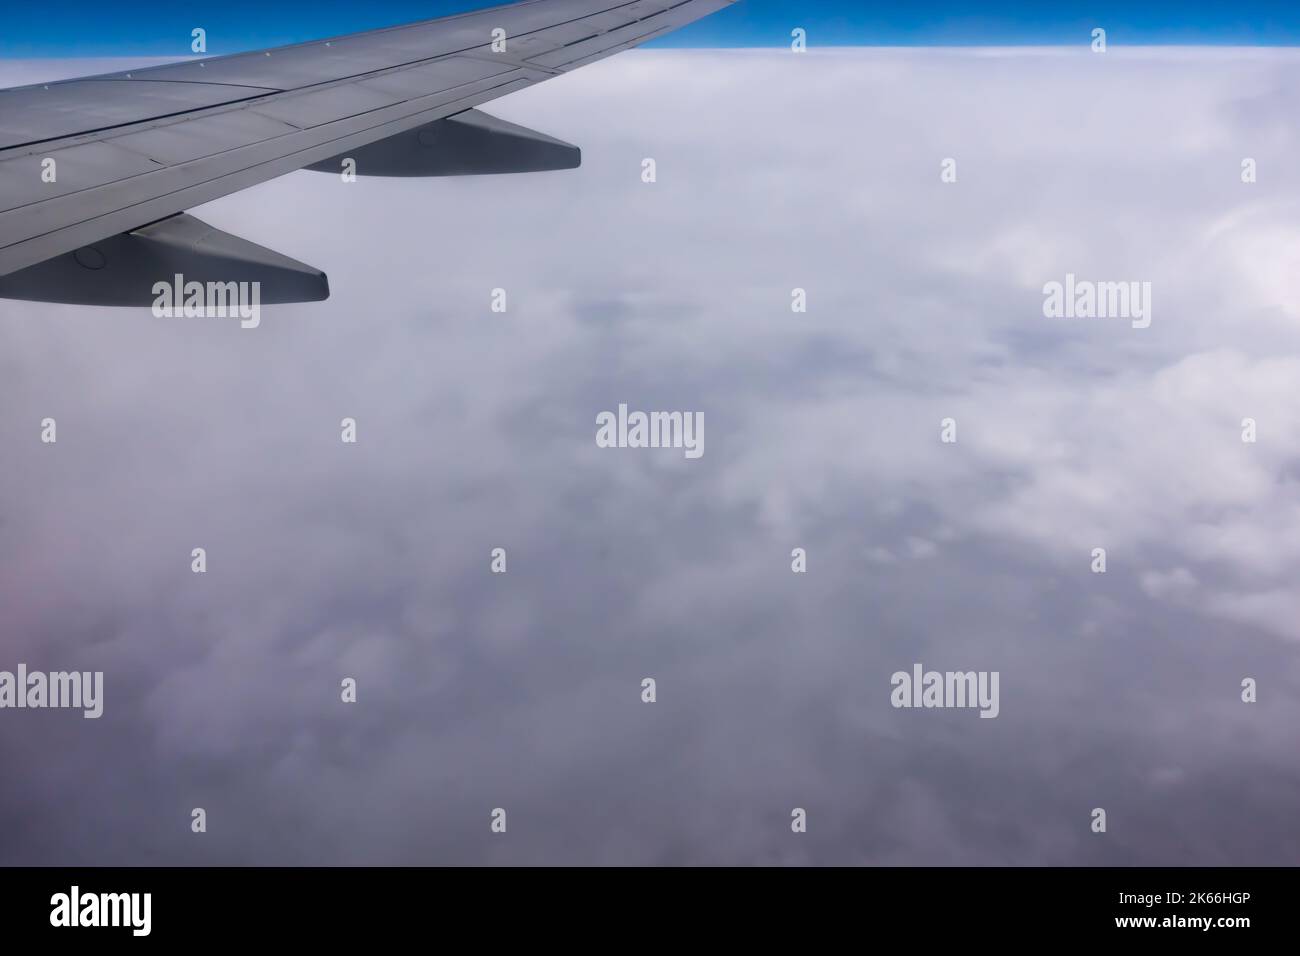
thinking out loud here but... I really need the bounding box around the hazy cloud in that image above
[1,48,1298,865]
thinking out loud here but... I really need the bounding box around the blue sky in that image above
[6,0,1300,56]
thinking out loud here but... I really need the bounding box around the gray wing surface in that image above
[0,0,735,302]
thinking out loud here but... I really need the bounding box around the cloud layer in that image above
[1,48,1298,864]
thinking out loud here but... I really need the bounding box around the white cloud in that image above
[4,48,1300,863]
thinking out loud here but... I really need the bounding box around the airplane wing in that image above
[0,0,736,305]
